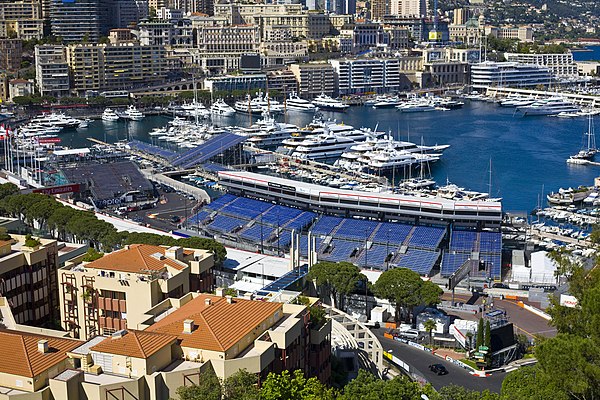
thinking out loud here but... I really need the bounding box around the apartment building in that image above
[0,290,331,399]
[138,18,194,47]
[58,244,215,340]
[213,3,304,25]
[49,0,103,43]
[35,45,70,98]
[390,0,427,18]
[289,62,335,98]
[330,58,401,95]
[0,235,59,326]
[193,25,260,75]
[504,52,578,78]
[369,0,389,21]
[0,0,44,39]
[66,43,170,96]
[0,75,7,102]
[0,39,23,72]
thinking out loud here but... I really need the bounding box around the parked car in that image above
[399,329,419,340]
[429,364,448,375]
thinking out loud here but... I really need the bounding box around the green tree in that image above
[501,365,568,400]
[424,319,437,347]
[82,248,104,262]
[175,369,221,400]
[260,370,335,400]
[222,369,260,400]
[436,384,501,400]
[339,369,433,400]
[307,261,363,311]
[476,317,484,349]
[484,320,491,349]
[373,268,441,322]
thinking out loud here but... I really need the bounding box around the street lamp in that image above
[386,228,390,271]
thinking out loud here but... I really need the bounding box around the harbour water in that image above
[61,101,599,213]
[572,45,600,61]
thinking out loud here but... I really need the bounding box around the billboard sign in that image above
[33,184,80,195]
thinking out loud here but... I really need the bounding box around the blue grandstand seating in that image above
[206,215,245,234]
[440,252,471,277]
[479,232,502,254]
[221,197,271,219]
[260,205,301,226]
[204,194,237,211]
[355,244,394,269]
[320,240,360,262]
[239,224,274,242]
[450,231,478,252]
[408,226,446,249]
[299,235,324,257]
[188,210,211,225]
[481,253,502,279]
[310,216,344,236]
[394,249,439,275]
[334,219,380,240]
[286,211,317,231]
[371,222,413,245]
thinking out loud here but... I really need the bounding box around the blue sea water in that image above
[66,101,599,213]
[572,45,600,61]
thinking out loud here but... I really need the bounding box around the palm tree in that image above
[424,319,437,347]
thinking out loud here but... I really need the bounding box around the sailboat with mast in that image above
[567,115,597,164]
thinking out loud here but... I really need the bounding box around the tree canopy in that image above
[373,268,442,322]
[307,261,365,311]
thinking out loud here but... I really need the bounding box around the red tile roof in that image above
[90,330,176,359]
[85,244,187,274]
[147,294,282,353]
[0,329,80,378]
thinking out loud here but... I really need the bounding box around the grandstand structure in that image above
[127,133,247,168]
[187,192,502,279]
[217,171,503,229]
[440,230,502,280]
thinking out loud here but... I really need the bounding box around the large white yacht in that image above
[234,93,284,115]
[235,112,298,148]
[311,94,349,111]
[335,136,449,170]
[30,112,81,128]
[371,95,403,109]
[288,127,382,160]
[518,97,580,116]
[181,101,210,119]
[285,93,317,113]
[120,105,145,121]
[210,99,236,117]
[361,147,440,172]
[102,108,120,122]
[397,100,437,113]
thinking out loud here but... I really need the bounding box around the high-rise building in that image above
[0,0,45,39]
[390,0,427,18]
[369,0,389,20]
[111,0,148,28]
[35,44,70,97]
[50,0,103,43]
[453,8,467,25]
[0,39,23,72]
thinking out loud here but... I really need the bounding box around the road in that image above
[441,293,556,339]
[124,189,199,232]
[373,329,506,393]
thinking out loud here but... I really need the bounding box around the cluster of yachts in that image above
[235,112,450,173]
[101,105,145,122]
[365,94,464,112]
[17,112,90,138]
[465,92,599,117]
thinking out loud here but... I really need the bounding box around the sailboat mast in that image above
[488,158,492,197]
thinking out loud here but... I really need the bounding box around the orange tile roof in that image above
[90,330,177,359]
[85,244,187,274]
[0,329,81,378]
[147,294,282,353]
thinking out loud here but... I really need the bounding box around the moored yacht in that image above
[121,105,145,121]
[311,94,349,111]
[102,108,120,122]
[234,92,284,115]
[285,93,317,113]
[518,97,580,116]
[210,99,236,117]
